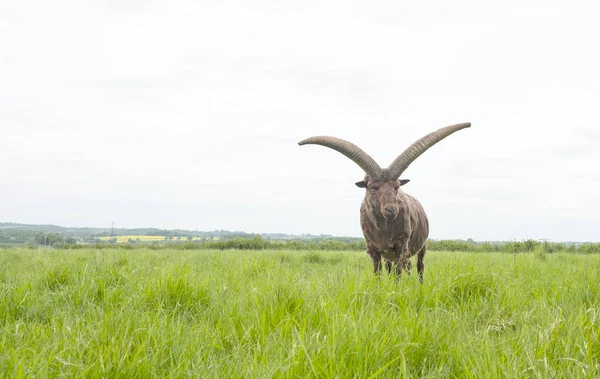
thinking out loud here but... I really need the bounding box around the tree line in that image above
[11,233,600,254]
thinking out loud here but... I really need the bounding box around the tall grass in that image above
[0,248,599,377]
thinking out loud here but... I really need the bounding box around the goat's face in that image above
[356,176,410,221]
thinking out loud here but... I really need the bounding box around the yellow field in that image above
[98,235,166,243]
[97,236,208,243]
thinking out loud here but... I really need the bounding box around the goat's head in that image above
[299,122,471,220]
[355,174,410,221]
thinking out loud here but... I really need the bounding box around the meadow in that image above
[0,247,599,378]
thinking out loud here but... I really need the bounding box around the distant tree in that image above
[32,232,64,246]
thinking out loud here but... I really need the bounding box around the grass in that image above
[0,248,599,377]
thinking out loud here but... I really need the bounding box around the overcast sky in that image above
[1,0,599,241]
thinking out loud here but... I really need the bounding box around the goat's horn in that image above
[298,136,383,180]
[386,122,471,180]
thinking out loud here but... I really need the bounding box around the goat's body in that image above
[299,122,470,282]
[360,192,429,280]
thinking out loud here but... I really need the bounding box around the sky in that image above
[1,0,599,241]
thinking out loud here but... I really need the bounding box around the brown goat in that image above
[299,123,471,282]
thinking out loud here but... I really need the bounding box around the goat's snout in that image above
[383,205,399,220]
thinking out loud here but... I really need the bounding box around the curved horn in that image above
[386,122,471,180]
[298,136,383,180]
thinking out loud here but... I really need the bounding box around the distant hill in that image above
[0,222,362,242]
[1,222,592,247]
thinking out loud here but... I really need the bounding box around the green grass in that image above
[1,248,599,378]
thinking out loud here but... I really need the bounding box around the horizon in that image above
[2,220,598,244]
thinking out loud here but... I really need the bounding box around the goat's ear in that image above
[399,179,410,186]
[355,180,368,188]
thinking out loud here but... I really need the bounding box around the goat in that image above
[299,122,470,282]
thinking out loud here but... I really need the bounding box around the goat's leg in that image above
[404,260,412,276]
[393,236,410,279]
[367,246,382,275]
[372,253,382,275]
[417,245,426,283]
[394,257,404,279]
[385,260,393,274]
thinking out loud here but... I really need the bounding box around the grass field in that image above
[1,248,599,377]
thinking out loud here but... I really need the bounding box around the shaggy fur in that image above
[356,174,428,282]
